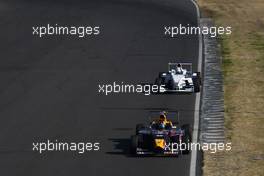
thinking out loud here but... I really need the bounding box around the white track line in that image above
[189,0,202,176]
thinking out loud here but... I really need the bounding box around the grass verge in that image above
[198,0,264,175]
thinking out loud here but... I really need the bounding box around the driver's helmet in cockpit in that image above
[176,63,183,74]
[159,111,167,123]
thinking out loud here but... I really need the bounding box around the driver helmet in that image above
[176,64,182,74]
[159,111,167,122]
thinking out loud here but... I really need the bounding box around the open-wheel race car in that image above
[130,111,192,156]
[155,63,201,93]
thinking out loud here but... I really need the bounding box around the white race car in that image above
[155,63,201,93]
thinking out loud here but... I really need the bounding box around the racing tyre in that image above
[168,80,176,90]
[130,135,139,155]
[155,78,162,93]
[136,124,144,135]
[181,134,191,154]
[181,124,192,141]
[181,124,192,154]
[193,72,201,93]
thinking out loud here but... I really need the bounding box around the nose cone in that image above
[154,139,165,149]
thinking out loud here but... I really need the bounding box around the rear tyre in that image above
[130,135,139,155]
[193,72,201,93]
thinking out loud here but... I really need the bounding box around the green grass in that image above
[199,0,264,175]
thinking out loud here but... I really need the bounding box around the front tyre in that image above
[136,124,144,135]
[181,124,192,154]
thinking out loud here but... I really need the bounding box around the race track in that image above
[0,0,200,175]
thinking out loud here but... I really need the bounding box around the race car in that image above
[155,63,201,93]
[130,111,192,156]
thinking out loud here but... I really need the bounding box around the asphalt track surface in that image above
[0,0,199,175]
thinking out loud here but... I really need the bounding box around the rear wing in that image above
[168,63,193,73]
